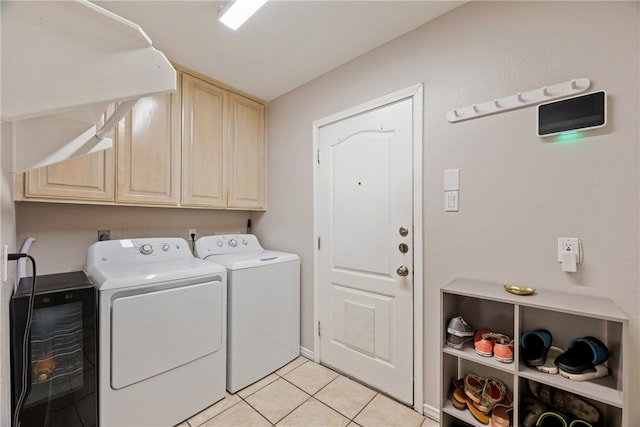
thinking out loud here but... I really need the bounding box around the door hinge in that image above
[317,236,321,250]
[317,149,320,164]
[318,321,321,337]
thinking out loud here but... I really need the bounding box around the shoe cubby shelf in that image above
[440,279,628,427]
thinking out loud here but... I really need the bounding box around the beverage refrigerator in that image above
[10,271,97,427]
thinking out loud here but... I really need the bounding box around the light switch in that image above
[445,191,459,212]
[444,169,460,191]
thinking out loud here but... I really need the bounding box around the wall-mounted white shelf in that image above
[446,78,591,123]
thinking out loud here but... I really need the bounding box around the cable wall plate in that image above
[446,78,591,123]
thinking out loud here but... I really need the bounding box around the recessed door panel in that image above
[331,284,393,361]
[332,133,391,275]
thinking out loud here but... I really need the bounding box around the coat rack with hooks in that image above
[446,78,591,123]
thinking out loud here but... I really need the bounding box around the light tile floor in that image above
[176,356,439,427]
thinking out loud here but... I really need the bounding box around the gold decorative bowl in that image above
[504,284,536,296]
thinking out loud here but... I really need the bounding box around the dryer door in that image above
[110,280,223,389]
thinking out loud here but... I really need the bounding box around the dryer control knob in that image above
[139,244,153,255]
[216,240,224,247]
[228,238,238,247]
[242,239,248,245]
[161,244,170,252]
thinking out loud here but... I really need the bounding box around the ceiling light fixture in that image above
[218,0,268,31]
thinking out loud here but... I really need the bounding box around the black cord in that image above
[10,254,36,427]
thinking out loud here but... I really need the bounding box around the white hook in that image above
[472,104,478,112]
[517,93,524,102]
[542,86,549,96]
[452,108,459,117]
[493,99,500,108]
[571,79,577,89]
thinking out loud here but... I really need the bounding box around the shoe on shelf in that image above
[474,328,494,356]
[463,373,486,404]
[447,316,474,337]
[569,420,593,427]
[528,380,600,423]
[451,385,467,410]
[537,346,564,375]
[521,329,553,367]
[559,363,609,381]
[554,336,609,374]
[492,333,514,363]
[473,329,514,362]
[476,377,507,414]
[447,333,471,349]
[535,411,570,427]
[467,398,490,424]
[522,397,547,427]
[491,391,512,427]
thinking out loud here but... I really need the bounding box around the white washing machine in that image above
[86,238,226,427]
[195,234,300,393]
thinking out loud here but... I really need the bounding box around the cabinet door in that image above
[24,107,115,202]
[226,92,266,210]
[25,151,115,202]
[181,73,227,208]
[116,91,181,206]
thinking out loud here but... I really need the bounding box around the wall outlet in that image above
[189,229,197,241]
[557,238,580,262]
[98,230,110,241]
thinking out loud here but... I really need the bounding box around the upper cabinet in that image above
[23,149,115,203]
[181,73,227,208]
[227,92,266,210]
[116,90,181,206]
[22,106,116,203]
[17,65,267,211]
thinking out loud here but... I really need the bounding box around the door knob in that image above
[396,265,409,276]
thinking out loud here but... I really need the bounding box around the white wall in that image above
[254,1,639,422]
[1,124,17,426]
[15,203,251,275]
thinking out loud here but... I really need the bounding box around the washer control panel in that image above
[196,234,262,256]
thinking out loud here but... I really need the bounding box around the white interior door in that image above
[316,97,414,404]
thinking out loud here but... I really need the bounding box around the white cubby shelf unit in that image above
[440,279,627,427]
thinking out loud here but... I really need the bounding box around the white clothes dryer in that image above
[86,238,226,427]
[195,234,300,393]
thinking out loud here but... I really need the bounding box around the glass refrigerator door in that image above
[27,301,85,407]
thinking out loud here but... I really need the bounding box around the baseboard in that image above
[422,403,440,422]
[299,346,314,360]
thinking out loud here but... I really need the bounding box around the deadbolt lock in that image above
[399,226,409,237]
[397,265,409,276]
[399,243,408,253]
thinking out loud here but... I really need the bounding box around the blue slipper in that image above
[521,329,552,367]
[555,336,609,374]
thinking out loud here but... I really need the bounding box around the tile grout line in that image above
[349,390,379,424]
[238,393,283,427]
[189,357,406,427]
[240,359,314,426]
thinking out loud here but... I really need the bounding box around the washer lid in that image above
[201,250,299,270]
